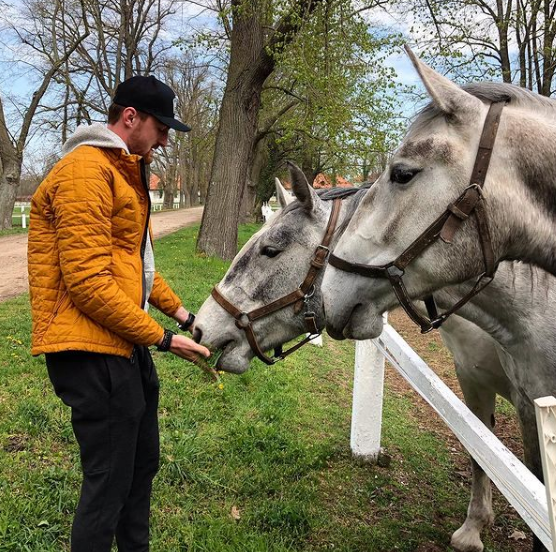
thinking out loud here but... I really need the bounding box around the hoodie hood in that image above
[62,123,129,156]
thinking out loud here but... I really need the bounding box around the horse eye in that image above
[261,246,281,258]
[391,166,420,185]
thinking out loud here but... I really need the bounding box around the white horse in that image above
[320,51,556,552]
[323,47,556,342]
[195,166,525,552]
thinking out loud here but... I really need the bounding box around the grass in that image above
[0,206,30,236]
[0,224,521,551]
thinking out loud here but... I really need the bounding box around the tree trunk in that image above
[179,159,192,208]
[197,62,264,258]
[239,178,257,223]
[182,187,191,208]
[163,190,174,209]
[496,14,512,83]
[239,137,267,222]
[0,156,23,229]
[197,0,323,260]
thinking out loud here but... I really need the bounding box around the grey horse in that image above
[323,47,556,342]
[317,53,556,552]
[195,167,527,552]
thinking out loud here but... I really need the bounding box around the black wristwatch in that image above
[156,329,175,352]
[177,312,196,333]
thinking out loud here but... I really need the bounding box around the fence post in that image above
[535,396,556,552]
[21,214,26,229]
[350,317,387,463]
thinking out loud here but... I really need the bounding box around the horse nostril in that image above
[192,327,203,344]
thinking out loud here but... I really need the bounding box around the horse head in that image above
[194,164,342,373]
[321,46,549,340]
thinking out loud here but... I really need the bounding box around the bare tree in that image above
[0,0,89,229]
[40,0,179,133]
[397,0,556,94]
[148,55,219,209]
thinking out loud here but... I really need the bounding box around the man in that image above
[27,75,210,551]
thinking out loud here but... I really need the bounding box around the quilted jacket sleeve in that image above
[51,157,164,346]
[148,272,182,316]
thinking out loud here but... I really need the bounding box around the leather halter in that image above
[211,198,342,365]
[329,101,507,334]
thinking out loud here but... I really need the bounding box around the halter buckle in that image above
[235,312,251,330]
[311,245,330,268]
[386,265,404,280]
[468,182,484,196]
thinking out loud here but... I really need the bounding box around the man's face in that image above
[127,114,169,157]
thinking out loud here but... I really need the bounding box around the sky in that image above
[0,1,442,174]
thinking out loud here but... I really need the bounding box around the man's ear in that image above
[122,106,138,128]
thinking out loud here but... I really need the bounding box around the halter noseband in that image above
[211,198,342,365]
[329,100,507,334]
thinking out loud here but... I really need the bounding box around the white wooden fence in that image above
[12,204,28,228]
[351,317,556,551]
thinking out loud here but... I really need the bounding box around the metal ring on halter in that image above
[301,284,316,302]
[235,312,251,330]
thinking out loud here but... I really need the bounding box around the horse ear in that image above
[404,45,482,118]
[275,178,294,209]
[287,161,321,212]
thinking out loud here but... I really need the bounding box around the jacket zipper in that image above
[134,158,152,361]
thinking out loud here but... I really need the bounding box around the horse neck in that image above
[489,108,556,276]
[438,262,553,349]
[328,188,368,247]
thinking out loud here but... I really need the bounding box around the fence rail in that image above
[351,321,555,550]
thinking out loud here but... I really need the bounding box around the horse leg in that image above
[440,319,508,552]
[450,373,496,552]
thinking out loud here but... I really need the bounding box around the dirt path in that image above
[0,206,203,303]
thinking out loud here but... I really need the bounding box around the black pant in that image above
[46,346,160,552]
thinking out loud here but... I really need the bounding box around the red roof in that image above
[150,174,161,190]
[283,173,353,190]
[149,173,182,191]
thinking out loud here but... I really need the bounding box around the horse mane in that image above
[281,182,372,216]
[318,182,372,202]
[416,81,556,126]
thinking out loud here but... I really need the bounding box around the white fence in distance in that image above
[12,203,28,228]
[351,319,556,550]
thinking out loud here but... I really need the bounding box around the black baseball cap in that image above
[113,75,191,132]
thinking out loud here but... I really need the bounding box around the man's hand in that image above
[169,333,210,362]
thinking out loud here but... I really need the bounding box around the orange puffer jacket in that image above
[28,128,181,358]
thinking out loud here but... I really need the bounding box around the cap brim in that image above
[154,114,191,132]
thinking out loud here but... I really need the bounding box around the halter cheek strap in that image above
[211,198,342,365]
[329,100,507,333]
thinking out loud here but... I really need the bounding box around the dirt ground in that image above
[0,206,203,303]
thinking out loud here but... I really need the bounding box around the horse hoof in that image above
[450,526,484,552]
